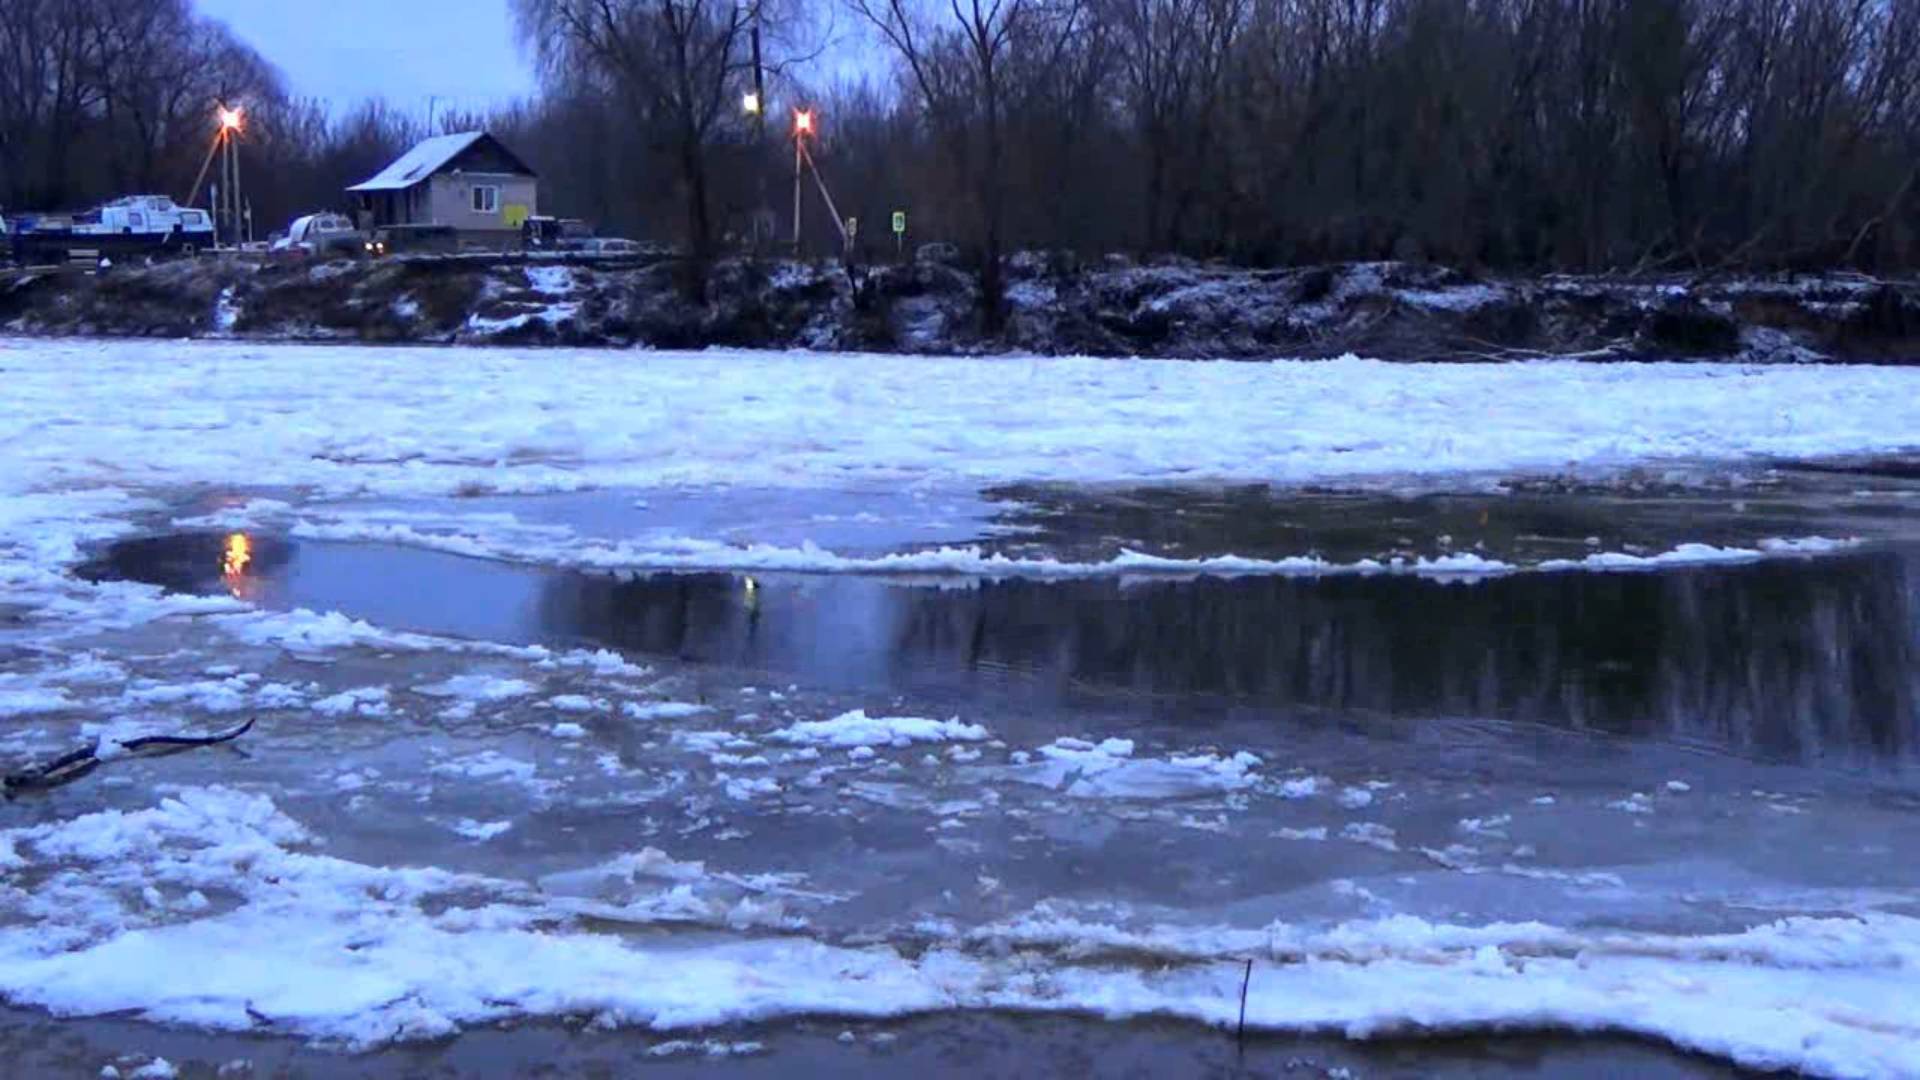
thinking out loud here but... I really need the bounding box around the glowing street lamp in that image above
[793,108,814,136]
[219,106,244,133]
[742,91,761,116]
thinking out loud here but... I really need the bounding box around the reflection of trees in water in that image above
[537,572,748,658]
[528,556,1918,766]
[886,555,1919,766]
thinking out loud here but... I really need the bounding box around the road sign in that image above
[891,211,907,235]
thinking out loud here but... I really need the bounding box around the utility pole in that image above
[793,110,811,252]
[208,104,243,248]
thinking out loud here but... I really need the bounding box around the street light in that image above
[219,106,244,133]
[792,109,815,250]
[742,91,761,116]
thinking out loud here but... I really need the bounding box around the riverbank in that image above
[3,253,1916,362]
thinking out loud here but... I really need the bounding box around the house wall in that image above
[355,186,432,230]
[427,173,538,245]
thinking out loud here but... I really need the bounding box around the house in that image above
[346,131,537,249]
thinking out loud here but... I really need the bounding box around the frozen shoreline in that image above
[2,786,1915,1076]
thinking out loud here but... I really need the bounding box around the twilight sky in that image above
[195,0,541,116]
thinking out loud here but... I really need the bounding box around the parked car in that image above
[523,215,594,250]
[580,237,645,256]
[369,224,458,256]
[269,213,364,260]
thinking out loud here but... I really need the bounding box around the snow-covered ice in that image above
[1,788,1916,1076]
[5,340,1919,522]
[5,337,1920,1073]
[768,710,989,748]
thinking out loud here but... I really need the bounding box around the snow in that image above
[213,287,238,334]
[286,518,1861,581]
[1539,538,1859,572]
[5,340,1918,517]
[767,710,988,748]
[346,132,489,192]
[525,266,574,295]
[7,787,1918,1075]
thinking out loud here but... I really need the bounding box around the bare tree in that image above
[1105,0,1242,250]
[513,0,805,290]
[851,0,1088,327]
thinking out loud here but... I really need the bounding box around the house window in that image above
[471,185,499,214]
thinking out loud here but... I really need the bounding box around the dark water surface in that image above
[84,523,1920,775]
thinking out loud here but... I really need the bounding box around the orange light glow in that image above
[222,532,252,579]
[793,109,814,136]
[219,106,244,132]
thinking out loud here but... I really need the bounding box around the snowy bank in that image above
[4,255,1917,362]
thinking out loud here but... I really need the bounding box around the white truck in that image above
[269,212,366,260]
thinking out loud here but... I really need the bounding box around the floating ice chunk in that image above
[1010,739,1263,799]
[1609,793,1655,814]
[451,819,513,842]
[1337,787,1375,810]
[1342,822,1400,852]
[0,687,75,718]
[646,1039,765,1059]
[1274,827,1329,842]
[1757,536,1859,554]
[769,709,988,748]
[312,686,391,718]
[415,675,536,702]
[1459,814,1512,838]
[1666,780,1693,793]
[622,702,711,722]
[430,751,537,786]
[550,722,587,739]
[1275,775,1326,799]
[546,695,603,713]
[123,677,253,713]
[721,775,781,801]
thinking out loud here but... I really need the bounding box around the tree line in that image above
[6,0,1919,310]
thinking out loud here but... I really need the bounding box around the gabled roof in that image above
[346,131,534,193]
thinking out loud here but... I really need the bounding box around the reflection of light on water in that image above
[743,575,760,613]
[221,532,253,597]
